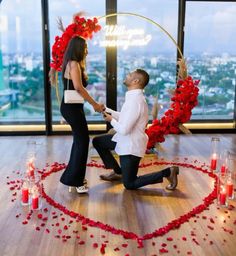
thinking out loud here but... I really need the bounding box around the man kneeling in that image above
[92,69,179,190]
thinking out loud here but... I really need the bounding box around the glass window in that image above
[49,0,105,126]
[0,0,44,124]
[185,1,236,120]
[117,0,178,120]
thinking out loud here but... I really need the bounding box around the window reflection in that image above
[117,0,178,121]
[185,2,236,120]
[49,0,105,124]
[0,0,44,123]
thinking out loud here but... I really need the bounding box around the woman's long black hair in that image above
[62,36,87,80]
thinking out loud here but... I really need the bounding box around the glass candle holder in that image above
[227,155,235,200]
[226,176,234,200]
[210,137,220,171]
[217,174,228,207]
[26,157,35,179]
[30,183,42,210]
[27,140,36,158]
[26,140,37,178]
[21,179,30,206]
[219,150,229,176]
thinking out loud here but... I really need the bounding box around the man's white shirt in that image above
[106,89,149,157]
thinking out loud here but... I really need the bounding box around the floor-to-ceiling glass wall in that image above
[0,0,44,128]
[48,0,106,131]
[117,0,178,121]
[185,1,236,120]
[0,0,236,133]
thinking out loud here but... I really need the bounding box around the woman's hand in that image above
[93,103,105,113]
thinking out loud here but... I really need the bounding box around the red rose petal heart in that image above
[41,161,217,244]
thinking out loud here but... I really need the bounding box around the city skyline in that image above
[1,50,235,121]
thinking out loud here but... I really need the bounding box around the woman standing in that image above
[60,36,104,193]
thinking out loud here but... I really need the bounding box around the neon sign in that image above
[95,25,152,50]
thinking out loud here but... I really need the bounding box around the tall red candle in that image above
[27,167,34,177]
[219,190,226,205]
[226,182,234,198]
[27,159,35,177]
[32,196,39,210]
[221,165,226,174]
[210,137,220,170]
[211,154,217,170]
[22,188,29,204]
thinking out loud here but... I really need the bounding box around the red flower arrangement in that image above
[50,15,101,71]
[146,75,200,148]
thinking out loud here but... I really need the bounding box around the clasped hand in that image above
[93,103,112,122]
[102,112,112,122]
[93,103,105,113]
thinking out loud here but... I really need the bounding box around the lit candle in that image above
[32,195,39,210]
[31,184,40,210]
[28,167,34,177]
[226,181,234,198]
[221,164,226,174]
[211,153,217,170]
[22,187,29,204]
[27,158,35,177]
[219,188,227,205]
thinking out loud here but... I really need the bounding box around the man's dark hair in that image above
[135,69,149,88]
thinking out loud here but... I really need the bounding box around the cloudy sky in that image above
[0,0,236,54]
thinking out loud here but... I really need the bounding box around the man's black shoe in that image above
[166,166,179,190]
[99,171,122,181]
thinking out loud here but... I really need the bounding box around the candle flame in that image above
[221,187,226,193]
[22,181,29,189]
[212,153,217,159]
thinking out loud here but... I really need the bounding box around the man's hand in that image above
[103,112,112,122]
